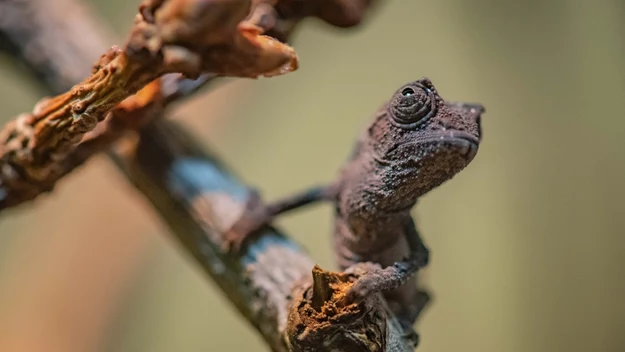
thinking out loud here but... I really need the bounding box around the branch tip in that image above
[310,265,338,311]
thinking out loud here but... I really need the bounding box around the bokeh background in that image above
[0,1,624,351]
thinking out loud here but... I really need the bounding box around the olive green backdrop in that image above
[0,1,623,351]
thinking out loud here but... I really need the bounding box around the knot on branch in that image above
[285,265,388,352]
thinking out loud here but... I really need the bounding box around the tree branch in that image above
[0,0,381,211]
[108,119,413,351]
[0,0,418,350]
[0,0,298,210]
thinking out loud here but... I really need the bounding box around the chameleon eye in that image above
[390,82,439,129]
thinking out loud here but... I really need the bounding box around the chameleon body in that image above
[224,77,484,342]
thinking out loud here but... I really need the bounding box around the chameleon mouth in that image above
[418,131,480,158]
[455,137,479,158]
[385,131,480,161]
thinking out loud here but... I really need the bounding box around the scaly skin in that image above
[223,77,484,344]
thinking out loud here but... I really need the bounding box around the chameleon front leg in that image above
[223,184,337,252]
[345,220,430,303]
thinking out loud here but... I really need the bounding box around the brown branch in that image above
[0,0,384,211]
[107,119,413,351]
[0,0,418,350]
[0,0,298,210]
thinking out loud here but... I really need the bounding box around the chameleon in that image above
[223,77,484,342]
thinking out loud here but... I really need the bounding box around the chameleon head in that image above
[372,77,484,199]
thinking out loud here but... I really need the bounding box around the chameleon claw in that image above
[344,256,426,304]
[344,266,389,303]
[221,188,270,254]
[221,214,269,254]
[221,227,250,254]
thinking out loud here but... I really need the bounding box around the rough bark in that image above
[0,0,416,350]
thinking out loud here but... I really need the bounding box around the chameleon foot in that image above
[344,252,429,303]
[345,266,401,303]
[343,262,427,347]
[222,188,272,253]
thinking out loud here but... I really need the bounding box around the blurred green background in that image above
[0,1,624,351]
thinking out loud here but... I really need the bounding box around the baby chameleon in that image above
[224,77,484,340]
